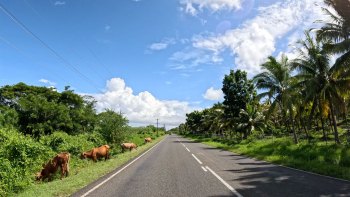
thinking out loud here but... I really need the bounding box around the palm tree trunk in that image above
[308,97,318,130]
[299,108,310,141]
[318,102,327,142]
[289,111,298,144]
[320,117,328,143]
[301,117,310,140]
[329,100,340,144]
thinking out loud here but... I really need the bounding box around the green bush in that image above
[41,131,105,156]
[0,128,54,195]
[340,147,350,166]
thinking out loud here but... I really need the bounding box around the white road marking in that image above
[201,166,207,172]
[191,154,203,165]
[80,137,166,197]
[185,147,190,152]
[205,166,243,197]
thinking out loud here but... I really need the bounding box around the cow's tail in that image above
[67,153,71,176]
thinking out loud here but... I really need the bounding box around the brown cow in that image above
[36,152,70,181]
[144,137,152,143]
[120,143,137,152]
[81,145,110,162]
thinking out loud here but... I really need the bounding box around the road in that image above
[73,135,350,197]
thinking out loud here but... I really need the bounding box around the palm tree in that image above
[316,0,350,70]
[253,55,298,143]
[238,104,266,139]
[292,31,350,144]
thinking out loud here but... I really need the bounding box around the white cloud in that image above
[203,87,223,100]
[54,1,66,6]
[180,0,243,16]
[94,78,198,127]
[149,43,168,50]
[104,25,111,31]
[170,47,223,70]
[148,38,176,51]
[39,79,56,86]
[192,0,324,76]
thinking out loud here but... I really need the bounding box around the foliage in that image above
[97,109,128,144]
[0,128,54,196]
[222,69,256,118]
[40,131,104,156]
[0,83,97,138]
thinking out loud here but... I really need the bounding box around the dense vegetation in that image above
[172,0,350,179]
[0,83,165,196]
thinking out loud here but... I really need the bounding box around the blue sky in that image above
[0,0,325,128]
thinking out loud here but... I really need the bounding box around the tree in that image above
[0,83,98,137]
[186,110,204,134]
[238,104,266,139]
[97,109,128,144]
[222,70,256,118]
[253,55,299,143]
[292,31,350,144]
[317,0,350,55]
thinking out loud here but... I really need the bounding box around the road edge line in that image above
[201,166,207,172]
[205,166,243,197]
[80,136,166,197]
[191,154,203,164]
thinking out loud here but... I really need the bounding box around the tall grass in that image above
[186,134,350,180]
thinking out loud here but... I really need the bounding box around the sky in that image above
[0,0,327,128]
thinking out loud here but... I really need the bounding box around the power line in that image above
[87,47,115,75]
[0,35,68,84]
[0,2,101,92]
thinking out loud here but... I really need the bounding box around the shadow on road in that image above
[223,162,350,197]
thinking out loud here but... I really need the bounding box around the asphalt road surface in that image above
[73,135,350,197]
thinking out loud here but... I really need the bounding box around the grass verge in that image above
[185,134,350,181]
[15,135,165,197]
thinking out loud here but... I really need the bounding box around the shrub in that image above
[41,131,105,156]
[0,128,54,194]
[340,147,350,166]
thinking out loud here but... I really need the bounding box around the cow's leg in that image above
[66,163,69,177]
[60,164,64,179]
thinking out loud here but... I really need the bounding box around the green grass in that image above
[15,135,165,197]
[185,134,350,181]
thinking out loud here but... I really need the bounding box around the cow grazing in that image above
[36,152,70,181]
[144,137,152,143]
[120,143,137,152]
[81,145,110,162]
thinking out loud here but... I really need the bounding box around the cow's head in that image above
[80,152,87,159]
[35,172,42,181]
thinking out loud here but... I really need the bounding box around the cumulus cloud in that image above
[192,0,324,76]
[94,78,198,127]
[180,0,243,16]
[203,87,223,100]
[39,79,56,86]
[54,1,66,6]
